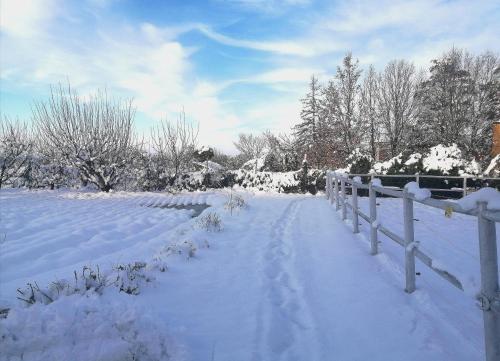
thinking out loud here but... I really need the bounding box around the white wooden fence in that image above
[346,172,500,197]
[326,171,500,361]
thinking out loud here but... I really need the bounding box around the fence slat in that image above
[341,178,346,220]
[403,189,416,293]
[369,182,378,255]
[352,184,359,233]
[477,202,500,361]
[334,177,340,210]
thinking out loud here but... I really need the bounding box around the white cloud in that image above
[0,0,59,37]
[196,25,342,57]
[2,0,498,154]
[216,0,312,14]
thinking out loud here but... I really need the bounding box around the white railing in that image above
[326,171,500,361]
[345,173,500,197]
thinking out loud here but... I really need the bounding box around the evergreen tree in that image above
[334,53,363,159]
[294,75,321,167]
[359,65,380,159]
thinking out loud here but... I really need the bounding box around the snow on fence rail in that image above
[326,171,500,361]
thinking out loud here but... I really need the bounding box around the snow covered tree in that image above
[294,75,322,167]
[0,118,32,188]
[334,53,363,159]
[359,65,380,159]
[33,84,136,192]
[378,59,418,157]
[233,133,267,172]
[318,80,340,167]
[151,112,198,184]
[465,52,500,160]
[416,49,499,160]
[487,65,500,123]
[194,146,214,173]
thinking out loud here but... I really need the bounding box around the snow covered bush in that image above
[196,212,222,232]
[233,169,299,192]
[421,144,480,176]
[344,148,373,174]
[371,144,480,177]
[368,144,485,193]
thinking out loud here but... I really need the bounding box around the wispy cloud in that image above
[215,0,312,14]
[1,0,499,152]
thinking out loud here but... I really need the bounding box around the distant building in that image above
[374,142,391,162]
[492,121,500,157]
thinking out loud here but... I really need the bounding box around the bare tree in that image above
[233,133,267,159]
[0,118,32,188]
[33,84,135,192]
[151,112,198,183]
[378,60,418,157]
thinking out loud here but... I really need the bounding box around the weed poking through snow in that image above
[196,212,222,232]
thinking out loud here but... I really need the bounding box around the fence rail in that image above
[344,172,500,197]
[326,171,500,361]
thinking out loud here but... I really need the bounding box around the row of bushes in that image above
[171,168,327,194]
[342,144,499,194]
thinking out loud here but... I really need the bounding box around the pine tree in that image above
[294,75,321,167]
[359,65,380,159]
[334,53,363,159]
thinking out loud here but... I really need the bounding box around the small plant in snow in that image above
[224,193,247,215]
[110,262,151,295]
[159,240,200,260]
[147,256,168,272]
[16,265,107,306]
[196,212,222,232]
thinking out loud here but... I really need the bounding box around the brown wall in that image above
[493,122,500,157]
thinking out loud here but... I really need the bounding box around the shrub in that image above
[224,193,246,214]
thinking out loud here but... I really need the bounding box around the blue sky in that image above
[1,0,499,152]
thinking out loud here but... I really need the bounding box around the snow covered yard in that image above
[0,189,493,360]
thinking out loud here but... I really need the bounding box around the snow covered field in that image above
[0,189,496,360]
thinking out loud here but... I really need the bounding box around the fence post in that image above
[326,173,330,199]
[416,173,420,186]
[369,181,378,255]
[341,178,347,220]
[334,177,340,210]
[352,182,359,233]
[403,189,416,293]
[477,202,500,361]
[463,177,468,198]
[329,174,334,205]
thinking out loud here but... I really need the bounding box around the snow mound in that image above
[0,293,182,361]
[404,181,431,201]
[457,187,500,211]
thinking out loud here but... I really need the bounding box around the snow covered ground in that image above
[0,189,495,360]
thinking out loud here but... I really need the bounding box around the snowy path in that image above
[143,195,482,361]
[0,191,485,360]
